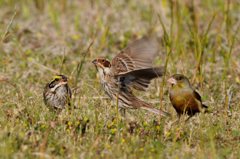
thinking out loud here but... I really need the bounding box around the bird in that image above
[92,37,169,117]
[43,75,72,111]
[167,74,208,118]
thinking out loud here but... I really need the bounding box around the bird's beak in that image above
[167,77,177,85]
[92,59,103,69]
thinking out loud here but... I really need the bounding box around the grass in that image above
[0,0,240,158]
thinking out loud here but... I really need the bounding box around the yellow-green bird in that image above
[167,74,208,117]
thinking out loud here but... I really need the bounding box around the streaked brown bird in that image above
[43,75,72,111]
[92,37,169,116]
[167,74,208,118]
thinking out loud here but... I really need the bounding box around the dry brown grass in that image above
[0,0,240,158]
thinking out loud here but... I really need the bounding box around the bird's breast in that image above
[170,89,201,114]
[170,90,192,106]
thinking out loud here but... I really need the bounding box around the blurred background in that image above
[0,0,240,158]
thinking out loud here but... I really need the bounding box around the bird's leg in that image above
[178,114,181,121]
[169,114,181,126]
[119,108,126,117]
[179,114,188,125]
[174,114,181,123]
[185,115,193,122]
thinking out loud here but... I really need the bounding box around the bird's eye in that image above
[175,76,183,80]
[55,78,60,82]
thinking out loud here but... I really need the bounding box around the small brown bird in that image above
[167,74,208,117]
[43,75,72,111]
[92,37,169,116]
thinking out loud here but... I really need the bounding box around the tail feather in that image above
[141,106,170,117]
[132,98,170,117]
[202,104,209,113]
[203,104,208,109]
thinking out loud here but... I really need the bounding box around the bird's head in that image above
[92,58,111,69]
[167,74,191,89]
[48,75,68,92]
[92,58,111,77]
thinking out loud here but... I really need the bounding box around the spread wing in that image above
[116,67,165,91]
[111,37,161,91]
[111,37,159,74]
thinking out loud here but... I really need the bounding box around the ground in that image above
[0,0,240,158]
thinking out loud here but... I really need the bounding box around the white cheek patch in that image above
[98,68,107,80]
[98,67,111,78]
[98,68,104,76]
[50,82,67,92]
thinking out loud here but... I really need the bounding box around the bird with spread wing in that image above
[92,37,169,116]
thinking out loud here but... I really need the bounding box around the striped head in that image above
[92,58,112,79]
[44,74,71,110]
[92,58,111,69]
[48,75,68,92]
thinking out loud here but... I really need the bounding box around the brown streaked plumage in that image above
[167,74,207,117]
[43,75,72,111]
[92,37,169,116]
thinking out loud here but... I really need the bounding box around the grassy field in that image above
[0,0,240,158]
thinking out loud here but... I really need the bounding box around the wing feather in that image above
[193,90,202,103]
[116,67,165,91]
[193,90,208,108]
[111,37,159,75]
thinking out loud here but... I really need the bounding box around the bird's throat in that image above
[98,67,111,79]
[50,82,67,92]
